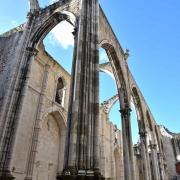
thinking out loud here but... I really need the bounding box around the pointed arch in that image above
[34,110,67,179]
[55,77,67,106]
[99,42,130,109]
[30,11,76,49]
[131,86,145,132]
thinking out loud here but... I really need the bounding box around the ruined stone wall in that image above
[2,40,123,179]
[0,31,23,113]
[99,107,123,180]
[0,2,176,180]
[162,136,176,178]
[10,43,70,179]
[160,126,180,179]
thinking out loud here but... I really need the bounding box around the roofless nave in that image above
[0,0,179,180]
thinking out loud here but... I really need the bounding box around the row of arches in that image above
[99,46,166,179]
[35,14,165,179]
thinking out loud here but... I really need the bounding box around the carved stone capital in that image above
[119,107,131,116]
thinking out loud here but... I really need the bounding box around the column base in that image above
[57,175,105,180]
[57,169,105,180]
[0,170,15,180]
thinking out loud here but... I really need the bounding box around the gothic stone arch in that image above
[0,1,78,178]
[34,111,66,180]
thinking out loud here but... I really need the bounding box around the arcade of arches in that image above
[0,0,179,180]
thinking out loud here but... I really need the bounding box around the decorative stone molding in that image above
[101,94,118,114]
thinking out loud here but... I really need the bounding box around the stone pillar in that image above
[57,0,104,179]
[157,152,166,180]
[149,144,160,180]
[139,131,151,180]
[120,106,135,180]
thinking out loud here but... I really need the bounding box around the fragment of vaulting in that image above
[29,0,79,48]
[99,62,115,80]
[101,94,119,114]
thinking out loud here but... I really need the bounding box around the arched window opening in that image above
[34,15,75,111]
[131,87,145,145]
[43,20,74,74]
[34,113,60,180]
[55,77,65,106]
[99,47,120,129]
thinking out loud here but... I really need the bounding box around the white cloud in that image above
[48,21,74,49]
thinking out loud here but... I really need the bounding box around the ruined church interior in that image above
[0,0,179,180]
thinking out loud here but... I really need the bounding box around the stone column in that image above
[120,106,135,180]
[149,144,160,180]
[139,131,151,180]
[58,0,104,179]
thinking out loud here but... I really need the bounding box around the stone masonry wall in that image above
[0,32,23,112]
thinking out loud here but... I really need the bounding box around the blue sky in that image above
[0,0,180,143]
[99,0,180,134]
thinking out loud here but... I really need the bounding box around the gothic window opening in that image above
[99,47,121,129]
[55,77,65,106]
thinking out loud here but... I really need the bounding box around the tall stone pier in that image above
[57,0,104,179]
